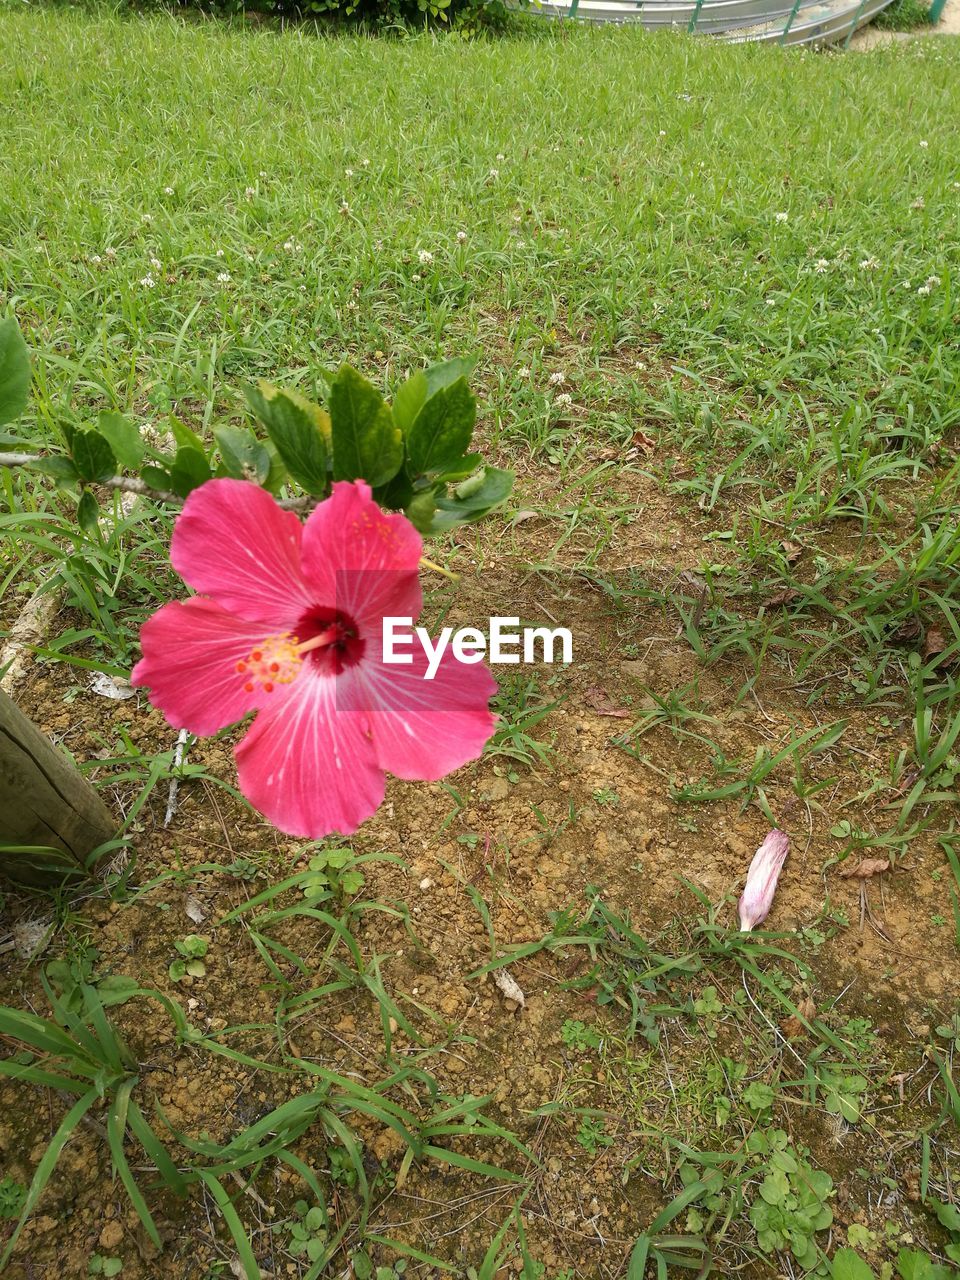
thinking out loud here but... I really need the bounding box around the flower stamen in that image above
[239,633,302,693]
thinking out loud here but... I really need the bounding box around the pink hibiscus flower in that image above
[132,478,497,837]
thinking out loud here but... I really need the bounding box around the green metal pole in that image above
[687,0,706,31]
[779,0,804,42]
[929,0,947,21]
[843,0,871,46]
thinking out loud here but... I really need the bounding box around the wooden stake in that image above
[0,690,115,883]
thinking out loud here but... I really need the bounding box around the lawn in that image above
[1,10,960,1280]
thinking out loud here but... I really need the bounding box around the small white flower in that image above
[555,393,573,407]
[245,186,256,199]
[659,130,667,137]
[259,170,268,179]
[215,248,224,258]
[917,284,932,296]
[488,168,499,179]
[163,186,174,196]
[149,257,162,271]
[766,297,776,306]
[89,255,102,265]
[775,212,789,224]
[911,197,925,209]
[139,274,156,288]
[926,274,941,288]
[814,258,830,274]
[496,152,506,161]
[548,371,566,386]
[634,361,647,370]
[411,273,421,282]
[345,168,354,178]
[361,158,370,168]
[141,213,153,224]
[518,366,531,379]
[859,257,879,271]
[920,140,929,148]
[417,249,434,265]
[217,272,231,284]
[339,201,351,215]
[105,247,117,259]
[456,230,467,243]
[902,280,913,289]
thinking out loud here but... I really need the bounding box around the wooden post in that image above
[0,690,115,883]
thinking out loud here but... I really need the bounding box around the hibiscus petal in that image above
[131,598,275,735]
[235,673,384,838]
[359,647,497,781]
[171,478,312,625]
[301,481,423,630]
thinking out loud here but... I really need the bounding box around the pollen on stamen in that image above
[238,632,302,694]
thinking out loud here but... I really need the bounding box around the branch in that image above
[0,450,315,511]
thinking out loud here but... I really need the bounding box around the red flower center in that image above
[295,607,365,676]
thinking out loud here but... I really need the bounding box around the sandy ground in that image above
[850,0,960,47]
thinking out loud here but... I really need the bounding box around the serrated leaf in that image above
[0,315,31,426]
[246,382,330,494]
[96,411,144,469]
[329,365,402,488]
[429,466,513,532]
[71,430,116,483]
[406,376,476,476]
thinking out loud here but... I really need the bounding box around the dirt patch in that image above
[1,547,958,1277]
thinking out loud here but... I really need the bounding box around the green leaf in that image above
[424,356,474,397]
[168,446,212,498]
[404,490,437,535]
[214,425,272,486]
[932,1198,960,1235]
[392,370,428,434]
[0,315,31,426]
[102,1261,123,1278]
[329,365,402,488]
[141,463,174,492]
[405,376,476,477]
[77,491,100,533]
[169,414,206,456]
[831,1247,875,1280]
[72,430,116,483]
[32,456,79,484]
[96,412,143,470]
[246,382,330,494]
[429,466,513,532]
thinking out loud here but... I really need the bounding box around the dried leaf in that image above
[797,996,817,1021]
[780,1016,805,1040]
[924,625,946,658]
[493,969,525,1008]
[631,430,656,453]
[764,588,800,608]
[184,894,207,924]
[90,671,135,700]
[838,858,890,879]
[780,540,803,564]
[583,685,631,719]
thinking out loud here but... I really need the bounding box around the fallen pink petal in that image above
[132,478,497,838]
[738,829,790,931]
